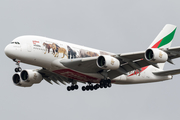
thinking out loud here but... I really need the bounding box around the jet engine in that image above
[12,69,43,87]
[12,73,33,87]
[145,48,168,63]
[20,70,43,84]
[96,55,120,70]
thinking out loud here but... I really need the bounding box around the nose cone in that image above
[4,44,9,56]
[4,44,14,59]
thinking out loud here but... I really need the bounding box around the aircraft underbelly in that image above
[53,69,102,83]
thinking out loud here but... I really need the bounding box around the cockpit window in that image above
[11,42,20,44]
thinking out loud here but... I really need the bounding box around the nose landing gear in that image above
[14,59,22,72]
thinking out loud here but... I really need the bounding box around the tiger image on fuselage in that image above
[43,42,53,54]
[52,43,68,58]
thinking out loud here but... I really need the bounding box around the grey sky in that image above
[1,0,180,120]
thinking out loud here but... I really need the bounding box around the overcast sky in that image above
[1,0,180,120]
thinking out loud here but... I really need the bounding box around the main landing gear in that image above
[66,79,112,91]
[81,79,112,91]
[67,84,79,91]
[14,60,22,72]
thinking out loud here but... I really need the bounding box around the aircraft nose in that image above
[4,44,14,58]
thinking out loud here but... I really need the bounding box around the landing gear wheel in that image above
[107,83,112,88]
[82,86,86,91]
[90,85,94,91]
[18,67,22,72]
[71,85,74,90]
[104,84,107,88]
[96,84,100,89]
[15,67,22,72]
[67,86,71,91]
[74,85,79,89]
[107,79,111,84]
[15,68,19,72]
[93,85,98,90]
[86,86,89,91]
[100,84,104,88]
[100,80,104,86]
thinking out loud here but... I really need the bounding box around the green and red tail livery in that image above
[149,24,177,49]
[151,28,176,48]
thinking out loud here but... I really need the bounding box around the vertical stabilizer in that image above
[149,24,177,69]
[149,24,177,49]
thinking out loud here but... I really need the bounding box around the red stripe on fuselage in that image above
[128,66,148,77]
[53,69,100,83]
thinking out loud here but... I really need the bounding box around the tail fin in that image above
[149,24,177,69]
[149,24,177,49]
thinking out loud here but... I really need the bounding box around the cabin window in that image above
[11,42,20,44]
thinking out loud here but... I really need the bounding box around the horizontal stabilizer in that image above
[153,68,180,76]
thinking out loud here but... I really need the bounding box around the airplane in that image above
[4,24,180,91]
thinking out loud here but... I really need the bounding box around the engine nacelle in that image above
[145,48,168,63]
[96,55,120,70]
[20,70,43,84]
[12,73,33,87]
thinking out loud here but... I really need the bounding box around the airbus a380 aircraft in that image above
[4,24,180,91]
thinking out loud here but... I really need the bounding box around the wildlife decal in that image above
[43,42,68,58]
[42,42,101,59]
[67,46,77,59]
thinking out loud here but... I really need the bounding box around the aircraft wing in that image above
[116,51,145,61]
[108,51,153,79]
[38,47,180,84]
[166,46,180,60]
[60,51,152,79]
[51,47,180,80]
[38,68,71,85]
[60,57,102,73]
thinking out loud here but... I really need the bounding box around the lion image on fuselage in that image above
[43,42,53,54]
[52,43,68,58]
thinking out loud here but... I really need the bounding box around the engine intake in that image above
[12,73,33,87]
[12,69,43,87]
[96,55,120,70]
[20,70,43,84]
[145,48,168,63]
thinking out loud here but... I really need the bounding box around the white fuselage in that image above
[4,35,172,84]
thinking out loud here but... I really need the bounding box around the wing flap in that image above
[108,59,150,79]
[166,46,180,59]
[38,68,70,85]
[153,68,180,76]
